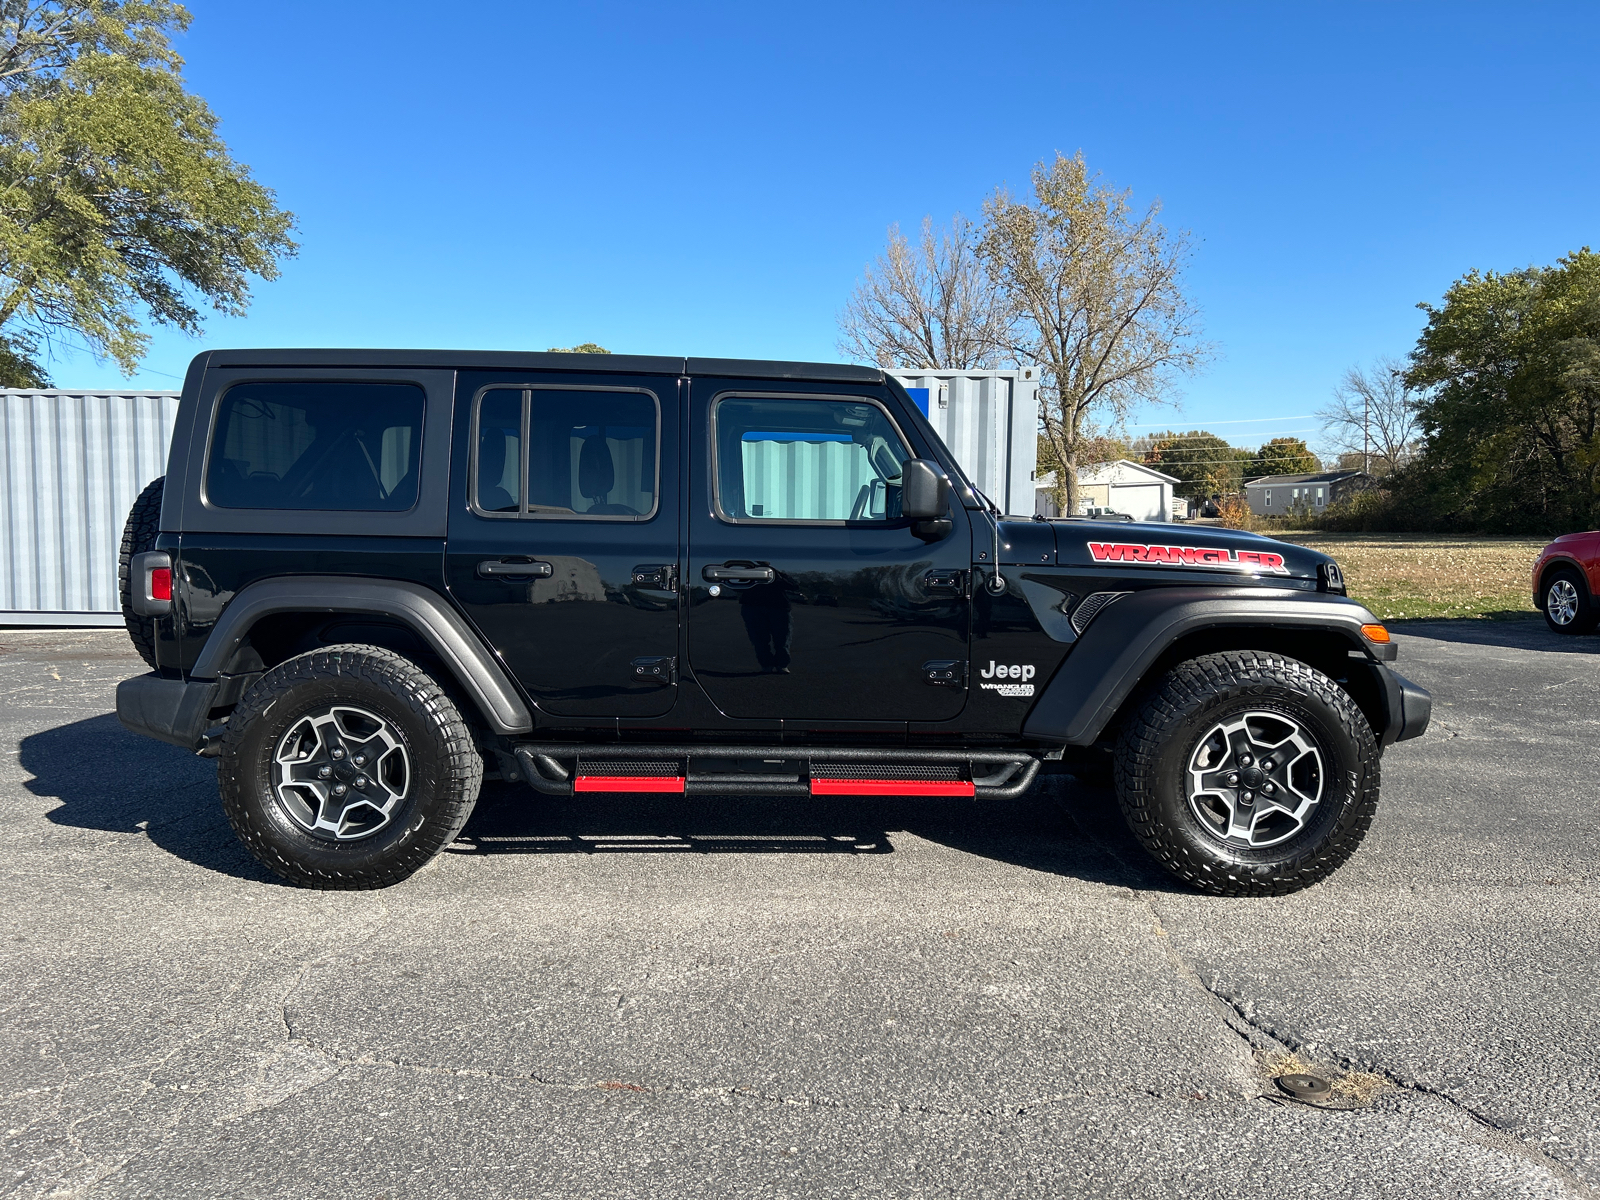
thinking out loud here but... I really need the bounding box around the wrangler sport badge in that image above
[1088,541,1288,575]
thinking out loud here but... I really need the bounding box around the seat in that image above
[578,434,640,516]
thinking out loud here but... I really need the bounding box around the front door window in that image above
[688,389,970,724]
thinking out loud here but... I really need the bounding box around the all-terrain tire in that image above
[1113,650,1380,897]
[1541,566,1598,635]
[118,476,165,668]
[219,645,482,889]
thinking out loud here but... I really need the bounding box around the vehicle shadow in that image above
[1396,616,1600,654]
[19,712,282,884]
[19,714,1178,893]
[453,773,1182,892]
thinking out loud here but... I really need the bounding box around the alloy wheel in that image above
[1547,578,1580,627]
[271,705,410,841]
[1185,710,1324,848]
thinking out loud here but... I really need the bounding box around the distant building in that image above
[1035,459,1179,522]
[1242,469,1369,517]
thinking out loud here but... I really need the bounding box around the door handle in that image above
[702,564,775,583]
[477,559,553,579]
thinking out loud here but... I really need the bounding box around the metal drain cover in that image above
[1277,1073,1333,1100]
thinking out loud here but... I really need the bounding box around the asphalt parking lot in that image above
[2,623,1597,1199]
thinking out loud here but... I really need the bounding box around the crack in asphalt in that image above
[1053,784,1597,1199]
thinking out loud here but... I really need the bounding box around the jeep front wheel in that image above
[219,645,482,889]
[1114,650,1379,896]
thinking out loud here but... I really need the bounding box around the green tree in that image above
[0,1,296,384]
[546,343,611,354]
[1138,429,1251,498]
[1248,437,1320,480]
[1406,249,1600,532]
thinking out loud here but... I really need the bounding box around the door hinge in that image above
[922,659,967,688]
[632,655,677,684]
[922,568,967,592]
[631,564,676,590]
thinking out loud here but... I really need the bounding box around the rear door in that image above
[445,369,682,718]
[684,378,971,723]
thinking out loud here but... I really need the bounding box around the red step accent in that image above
[573,776,686,794]
[810,779,975,797]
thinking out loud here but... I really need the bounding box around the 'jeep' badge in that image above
[1088,541,1288,575]
[979,661,1035,697]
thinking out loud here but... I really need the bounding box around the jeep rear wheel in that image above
[1114,650,1379,896]
[219,645,482,889]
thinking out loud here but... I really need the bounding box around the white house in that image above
[1034,459,1180,522]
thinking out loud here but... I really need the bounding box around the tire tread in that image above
[1113,649,1380,897]
[218,644,482,890]
[117,476,165,669]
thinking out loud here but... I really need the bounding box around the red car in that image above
[1533,532,1600,633]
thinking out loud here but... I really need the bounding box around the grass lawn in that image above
[1271,532,1545,621]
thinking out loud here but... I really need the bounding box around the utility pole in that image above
[1363,390,1370,474]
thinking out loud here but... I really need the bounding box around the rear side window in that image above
[473,387,658,519]
[714,396,910,522]
[206,382,425,511]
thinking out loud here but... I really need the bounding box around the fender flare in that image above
[1022,587,1401,746]
[189,575,533,735]
[1534,554,1590,608]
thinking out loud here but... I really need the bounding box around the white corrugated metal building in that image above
[887,370,1040,517]
[2,389,180,625]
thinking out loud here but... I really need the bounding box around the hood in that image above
[1027,519,1334,585]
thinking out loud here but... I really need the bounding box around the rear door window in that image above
[206,381,425,511]
[471,387,659,519]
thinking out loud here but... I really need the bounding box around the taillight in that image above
[150,567,172,602]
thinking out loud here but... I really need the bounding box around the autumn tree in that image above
[837,214,1013,369]
[1138,429,1251,498]
[980,152,1210,513]
[1317,355,1420,475]
[1247,437,1320,480]
[0,1,296,384]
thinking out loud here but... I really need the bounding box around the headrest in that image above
[578,435,614,499]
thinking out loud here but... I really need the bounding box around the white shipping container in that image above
[887,370,1040,516]
[1,389,180,625]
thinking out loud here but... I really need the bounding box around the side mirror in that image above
[901,459,948,520]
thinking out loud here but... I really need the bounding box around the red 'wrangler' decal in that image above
[1087,541,1288,574]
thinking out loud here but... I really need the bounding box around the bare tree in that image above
[980,153,1210,514]
[1317,355,1420,476]
[837,214,1014,369]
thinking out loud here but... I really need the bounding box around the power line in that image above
[1124,415,1317,428]
[1133,430,1322,442]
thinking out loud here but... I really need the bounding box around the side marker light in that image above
[1360,623,1390,644]
[150,568,172,602]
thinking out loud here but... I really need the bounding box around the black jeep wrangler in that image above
[115,349,1430,894]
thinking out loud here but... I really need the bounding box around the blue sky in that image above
[54,1,1600,455]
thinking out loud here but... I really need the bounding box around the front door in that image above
[685,380,971,723]
[445,369,681,718]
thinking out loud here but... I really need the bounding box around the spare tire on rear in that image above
[119,476,165,668]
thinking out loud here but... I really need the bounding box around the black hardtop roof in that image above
[199,348,885,383]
